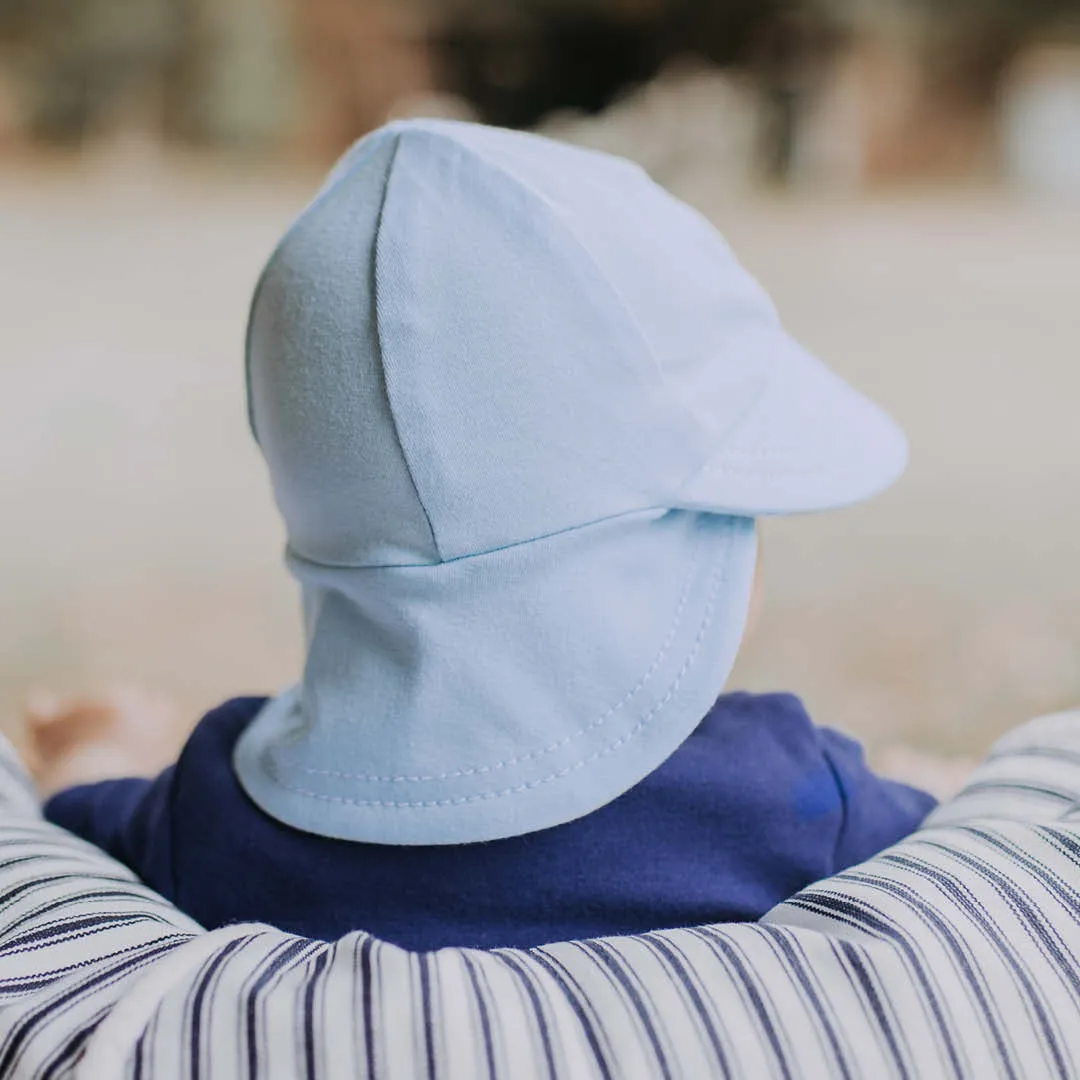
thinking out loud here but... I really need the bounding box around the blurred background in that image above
[1,0,1079,778]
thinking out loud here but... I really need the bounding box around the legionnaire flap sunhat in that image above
[234,119,907,844]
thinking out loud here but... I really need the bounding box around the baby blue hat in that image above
[235,119,906,845]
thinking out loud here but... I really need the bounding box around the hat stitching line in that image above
[685,407,901,482]
[259,526,733,807]
[722,438,884,461]
[372,132,443,560]
[686,427,900,481]
[287,528,700,782]
[698,457,896,480]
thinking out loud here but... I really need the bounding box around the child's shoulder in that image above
[690,691,893,783]
[693,691,819,745]
[175,697,270,777]
[652,691,836,805]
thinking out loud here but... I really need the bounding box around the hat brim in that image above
[676,326,908,516]
[234,510,757,845]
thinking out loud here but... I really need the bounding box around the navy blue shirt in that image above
[44,693,935,951]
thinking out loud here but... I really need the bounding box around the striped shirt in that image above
[3,710,1080,1078]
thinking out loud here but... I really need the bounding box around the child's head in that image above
[235,120,906,846]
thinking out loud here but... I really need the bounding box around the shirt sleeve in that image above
[43,768,177,898]
[818,727,938,874]
[39,699,267,905]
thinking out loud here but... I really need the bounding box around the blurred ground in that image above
[1,144,1078,771]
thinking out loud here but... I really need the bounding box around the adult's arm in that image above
[4,714,1080,1079]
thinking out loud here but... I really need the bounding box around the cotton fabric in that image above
[44,693,935,949]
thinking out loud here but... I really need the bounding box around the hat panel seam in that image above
[372,131,443,561]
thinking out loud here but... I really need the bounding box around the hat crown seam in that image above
[372,131,444,562]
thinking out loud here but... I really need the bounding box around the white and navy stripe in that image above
[3,711,1080,1079]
